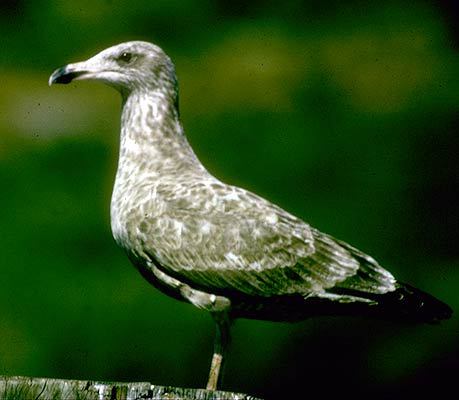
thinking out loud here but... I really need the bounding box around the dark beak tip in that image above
[49,66,68,86]
[49,66,85,86]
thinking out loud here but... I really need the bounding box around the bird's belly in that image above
[110,187,151,254]
[110,212,127,250]
[110,205,145,253]
[110,190,129,249]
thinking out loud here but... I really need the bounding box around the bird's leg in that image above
[148,264,232,389]
[206,311,231,391]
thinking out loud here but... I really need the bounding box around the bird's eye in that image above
[118,52,133,63]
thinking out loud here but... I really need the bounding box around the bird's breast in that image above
[110,168,162,253]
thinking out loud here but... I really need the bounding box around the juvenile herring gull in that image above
[49,41,452,390]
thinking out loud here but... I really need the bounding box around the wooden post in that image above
[0,376,262,399]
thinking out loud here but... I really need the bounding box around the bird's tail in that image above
[231,282,452,323]
[371,282,452,323]
[306,282,453,324]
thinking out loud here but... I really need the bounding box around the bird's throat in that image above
[117,90,199,172]
[121,90,179,149]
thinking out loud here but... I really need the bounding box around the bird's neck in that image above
[116,90,204,178]
[111,89,207,248]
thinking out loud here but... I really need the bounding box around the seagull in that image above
[49,41,452,390]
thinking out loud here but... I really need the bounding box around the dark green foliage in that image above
[0,1,457,399]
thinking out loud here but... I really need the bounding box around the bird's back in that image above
[112,166,452,323]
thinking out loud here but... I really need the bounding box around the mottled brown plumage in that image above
[49,41,452,390]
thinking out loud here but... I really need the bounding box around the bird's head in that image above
[49,41,178,98]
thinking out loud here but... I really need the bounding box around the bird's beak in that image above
[48,61,93,86]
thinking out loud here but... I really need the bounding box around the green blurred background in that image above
[1,1,458,398]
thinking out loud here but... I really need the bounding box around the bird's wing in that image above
[139,181,370,297]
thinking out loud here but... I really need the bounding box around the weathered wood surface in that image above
[0,376,262,400]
